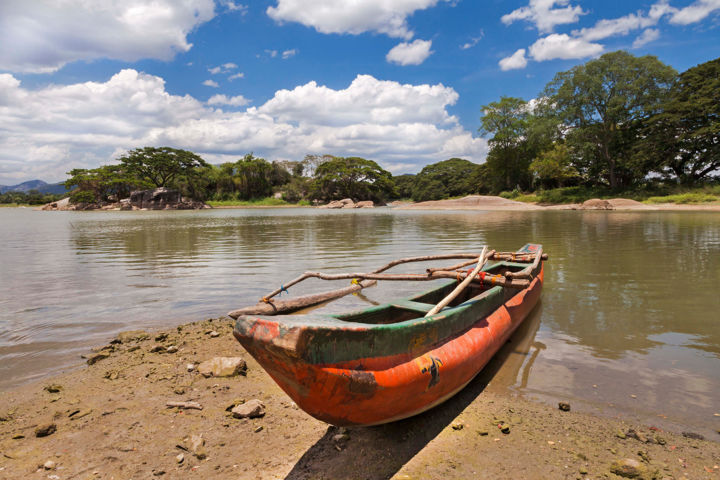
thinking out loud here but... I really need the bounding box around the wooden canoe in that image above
[232,243,544,426]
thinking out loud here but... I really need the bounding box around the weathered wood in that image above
[504,246,544,279]
[166,401,203,410]
[426,252,547,274]
[261,253,483,301]
[228,280,377,318]
[426,247,490,317]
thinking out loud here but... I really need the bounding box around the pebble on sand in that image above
[232,399,265,419]
[35,423,57,437]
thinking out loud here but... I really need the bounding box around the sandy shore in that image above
[0,318,718,479]
[396,195,720,212]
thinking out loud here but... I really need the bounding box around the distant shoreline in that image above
[13,194,720,212]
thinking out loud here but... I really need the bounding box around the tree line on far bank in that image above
[3,51,716,207]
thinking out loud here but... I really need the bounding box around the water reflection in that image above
[1,208,719,433]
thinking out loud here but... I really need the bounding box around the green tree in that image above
[65,165,144,203]
[310,156,394,202]
[543,51,677,188]
[529,144,579,189]
[410,158,483,201]
[232,154,278,200]
[638,57,720,185]
[480,96,533,192]
[119,147,208,188]
[392,174,416,199]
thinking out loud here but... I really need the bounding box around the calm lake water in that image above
[1,207,719,435]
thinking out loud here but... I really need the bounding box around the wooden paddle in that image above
[425,247,491,317]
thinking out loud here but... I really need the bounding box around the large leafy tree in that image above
[65,164,145,203]
[310,156,394,202]
[231,154,290,200]
[543,51,676,189]
[119,147,209,188]
[638,57,720,185]
[410,158,483,201]
[479,96,533,192]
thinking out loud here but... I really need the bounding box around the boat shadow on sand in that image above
[284,302,544,480]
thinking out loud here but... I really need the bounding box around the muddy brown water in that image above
[1,207,719,436]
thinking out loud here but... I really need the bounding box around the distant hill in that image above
[0,180,69,195]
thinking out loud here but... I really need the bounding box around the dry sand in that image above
[398,195,720,212]
[1,318,718,479]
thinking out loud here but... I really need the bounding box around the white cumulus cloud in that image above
[202,79,220,87]
[0,70,487,183]
[502,0,585,33]
[0,0,216,74]
[386,39,433,66]
[282,49,298,59]
[669,0,720,24]
[207,94,250,107]
[499,49,528,70]
[529,33,603,61]
[266,0,449,39]
[633,28,661,47]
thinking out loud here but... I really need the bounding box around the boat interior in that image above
[332,260,534,325]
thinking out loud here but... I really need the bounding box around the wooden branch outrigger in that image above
[228,247,545,318]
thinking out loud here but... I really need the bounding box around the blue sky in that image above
[1,0,719,184]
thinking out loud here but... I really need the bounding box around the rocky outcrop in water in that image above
[40,188,209,211]
[318,198,375,209]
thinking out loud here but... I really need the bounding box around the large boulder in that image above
[580,198,613,210]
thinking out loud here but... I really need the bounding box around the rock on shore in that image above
[40,187,210,211]
[318,198,375,209]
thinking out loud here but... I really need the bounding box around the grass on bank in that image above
[205,197,311,207]
[501,185,720,205]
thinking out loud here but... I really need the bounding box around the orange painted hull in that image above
[234,265,543,426]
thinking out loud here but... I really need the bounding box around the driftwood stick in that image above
[427,252,548,274]
[166,401,203,410]
[504,247,544,279]
[261,253,483,301]
[492,252,548,262]
[425,247,489,317]
[229,280,377,318]
[254,270,527,288]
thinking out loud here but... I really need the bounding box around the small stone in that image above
[638,450,650,463]
[165,345,178,354]
[150,345,166,353]
[254,426,263,433]
[44,384,62,393]
[173,386,186,395]
[43,460,56,470]
[609,458,652,479]
[682,431,704,440]
[627,429,648,443]
[616,431,627,439]
[558,402,571,412]
[630,394,637,398]
[332,433,349,443]
[116,330,149,343]
[35,423,57,437]
[189,434,206,460]
[198,357,247,378]
[155,333,168,342]
[176,453,184,464]
[152,469,166,476]
[478,431,489,436]
[187,364,195,372]
[497,423,510,434]
[85,352,109,365]
[12,434,24,439]
[232,399,265,419]
[451,422,464,430]
[208,331,220,338]
[127,345,140,352]
[579,467,588,475]
[655,435,666,445]
[104,370,119,380]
